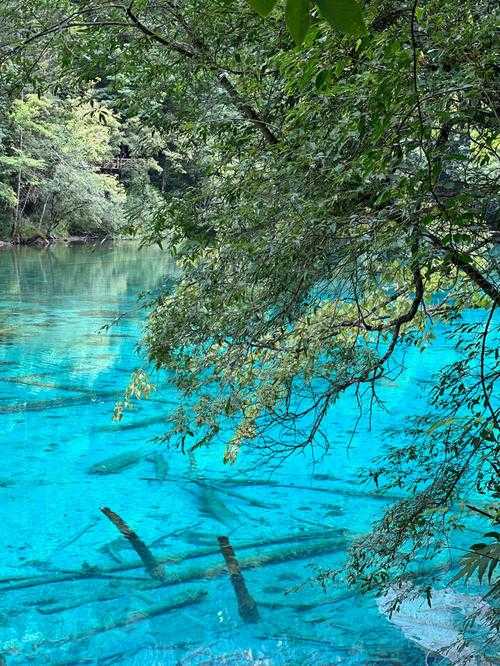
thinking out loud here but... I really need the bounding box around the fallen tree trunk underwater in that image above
[40,589,207,648]
[88,451,145,475]
[31,537,344,617]
[190,478,280,510]
[222,479,405,502]
[218,536,259,623]
[0,394,116,414]
[145,451,169,481]
[0,374,118,398]
[19,545,457,624]
[100,507,165,581]
[0,528,346,592]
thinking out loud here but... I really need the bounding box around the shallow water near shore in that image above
[0,242,482,665]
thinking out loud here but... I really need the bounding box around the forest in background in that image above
[0,54,196,242]
[0,0,498,651]
[0,91,171,242]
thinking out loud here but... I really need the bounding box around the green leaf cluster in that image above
[247,0,365,43]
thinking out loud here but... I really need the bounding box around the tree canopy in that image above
[0,0,498,630]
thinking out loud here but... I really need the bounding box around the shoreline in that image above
[0,235,132,249]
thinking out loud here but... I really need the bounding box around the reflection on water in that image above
[0,242,462,664]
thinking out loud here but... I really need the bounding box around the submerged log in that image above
[193,479,279,510]
[37,587,129,615]
[196,484,237,525]
[146,451,169,481]
[0,534,346,598]
[88,451,144,475]
[98,536,134,563]
[100,507,165,581]
[0,394,115,414]
[52,518,99,554]
[16,537,350,619]
[223,478,404,502]
[0,375,117,398]
[45,589,207,647]
[8,529,344,588]
[98,414,168,432]
[218,536,259,623]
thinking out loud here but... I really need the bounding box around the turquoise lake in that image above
[0,242,481,665]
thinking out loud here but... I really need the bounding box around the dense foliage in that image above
[0,88,167,241]
[0,93,125,239]
[0,0,498,642]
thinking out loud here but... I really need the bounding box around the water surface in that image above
[0,242,467,664]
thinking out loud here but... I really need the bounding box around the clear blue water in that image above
[0,242,477,665]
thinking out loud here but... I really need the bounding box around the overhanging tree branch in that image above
[126,2,197,59]
[425,231,500,306]
[218,74,278,145]
[126,2,279,145]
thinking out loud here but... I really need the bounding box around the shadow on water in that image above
[0,242,464,665]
